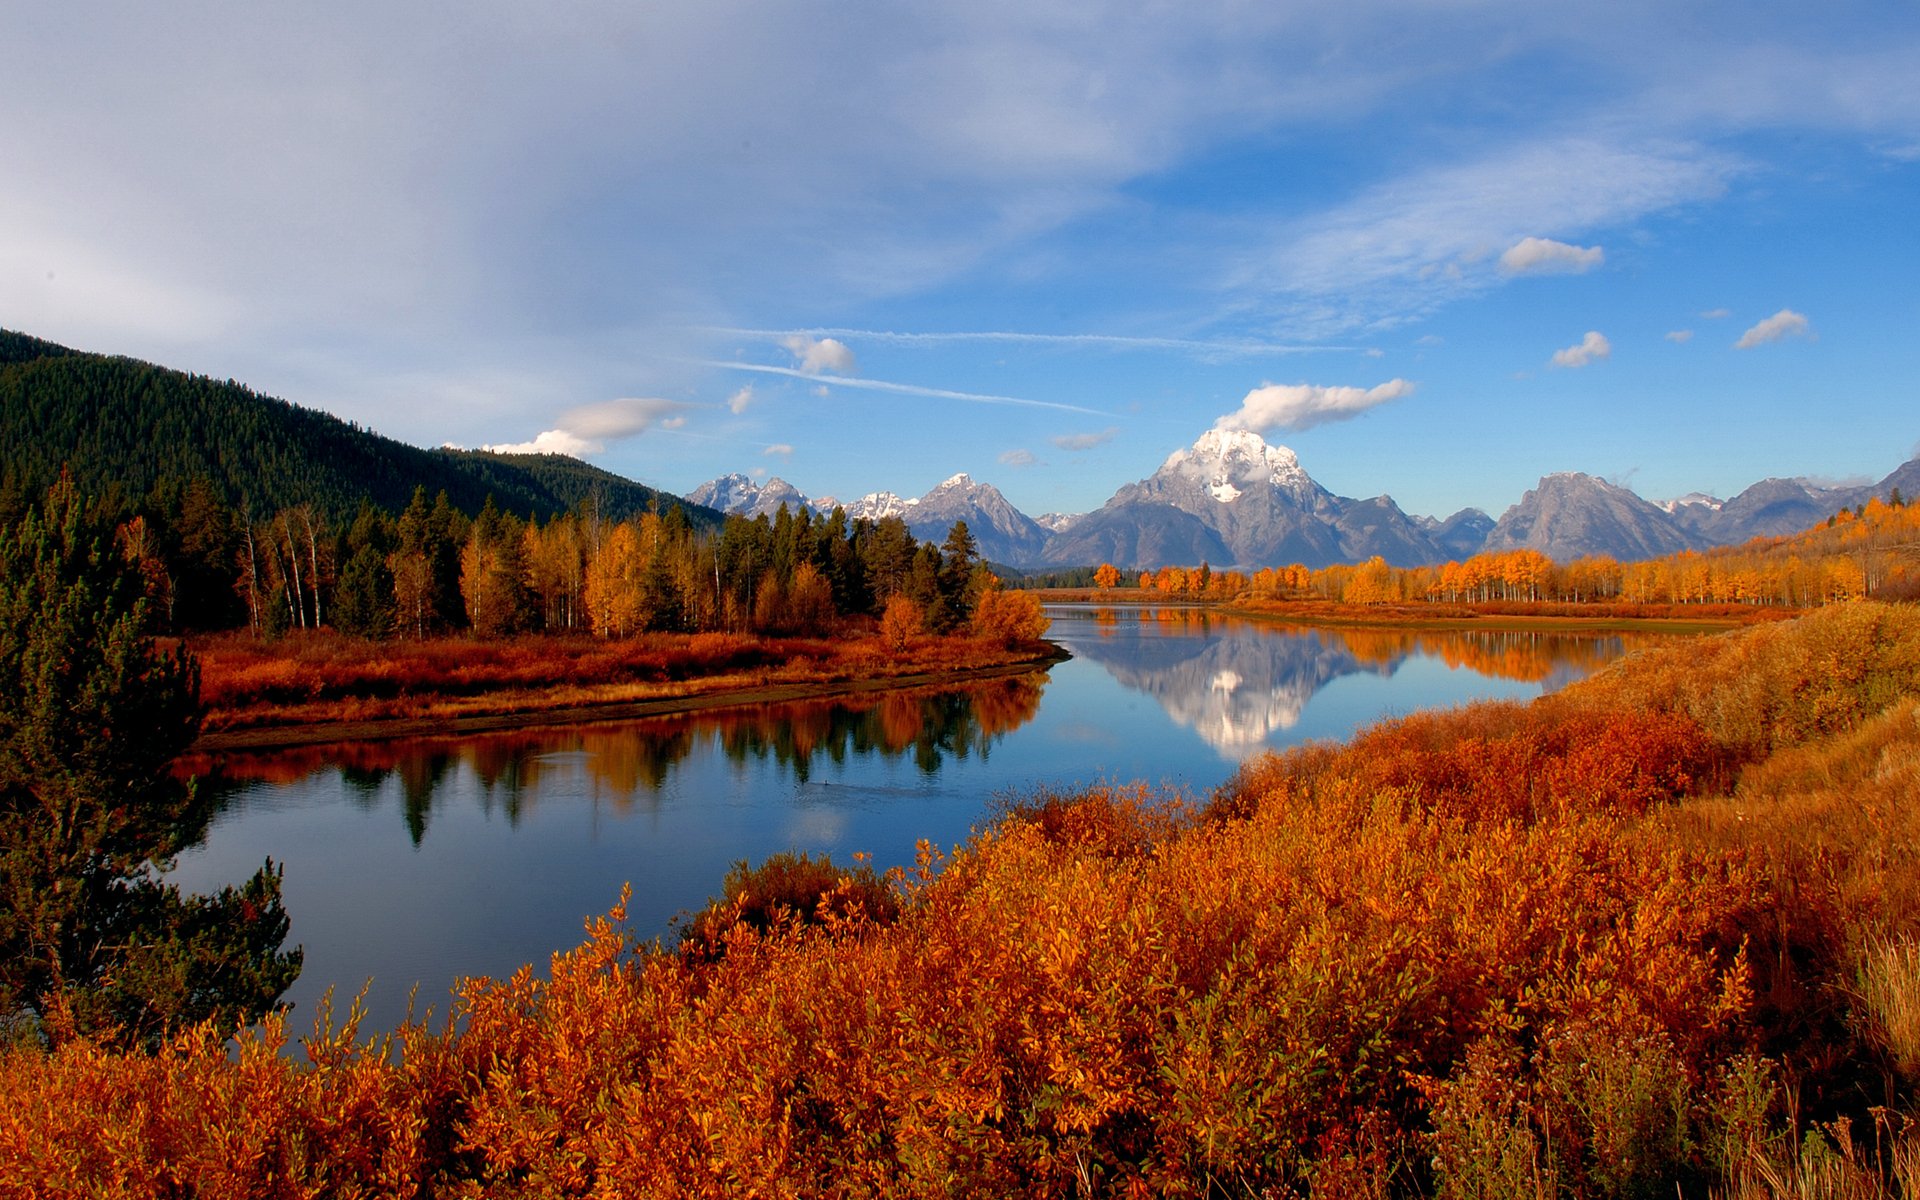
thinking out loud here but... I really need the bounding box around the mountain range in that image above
[693,427,1920,571]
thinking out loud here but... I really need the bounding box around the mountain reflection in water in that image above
[1049,607,1658,757]
[180,674,1048,845]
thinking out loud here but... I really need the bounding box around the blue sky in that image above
[4,1,1917,521]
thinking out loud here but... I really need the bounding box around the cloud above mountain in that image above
[484,397,691,457]
[1214,379,1415,435]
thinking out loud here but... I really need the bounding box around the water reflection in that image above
[178,674,1048,845]
[1050,607,1658,756]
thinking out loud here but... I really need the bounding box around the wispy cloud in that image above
[726,385,755,414]
[763,443,794,458]
[1550,331,1611,368]
[1253,136,1738,331]
[1498,237,1604,276]
[484,397,692,457]
[710,326,1341,358]
[998,448,1040,467]
[1735,308,1811,349]
[699,360,1106,415]
[1214,379,1415,435]
[1051,427,1119,451]
[1700,307,1732,319]
[1665,329,1693,343]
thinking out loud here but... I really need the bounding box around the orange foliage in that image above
[13,604,1920,1196]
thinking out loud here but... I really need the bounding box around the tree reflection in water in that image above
[176,674,1049,845]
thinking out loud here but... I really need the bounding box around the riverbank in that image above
[1031,587,1789,633]
[185,630,1068,752]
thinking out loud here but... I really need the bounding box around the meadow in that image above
[5,601,1918,1197]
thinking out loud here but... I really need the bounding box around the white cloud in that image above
[482,429,601,457]
[1665,329,1693,343]
[483,396,690,457]
[1700,308,1732,319]
[998,448,1040,467]
[1498,236,1604,276]
[1051,427,1119,451]
[782,334,858,375]
[1735,308,1812,349]
[1214,378,1415,435]
[1364,347,1385,358]
[763,443,795,458]
[726,385,755,414]
[1550,331,1612,368]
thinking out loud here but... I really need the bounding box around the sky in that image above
[4,1,1918,522]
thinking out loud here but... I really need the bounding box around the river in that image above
[170,606,1670,1033]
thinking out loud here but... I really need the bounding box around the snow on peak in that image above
[1659,492,1724,513]
[1157,428,1310,501]
[935,472,974,490]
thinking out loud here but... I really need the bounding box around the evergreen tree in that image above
[333,503,397,639]
[937,521,980,629]
[0,481,299,1046]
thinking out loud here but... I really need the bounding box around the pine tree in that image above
[0,480,299,1045]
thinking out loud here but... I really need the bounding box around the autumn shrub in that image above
[676,851,900,963]
[1562,601,1920,755]
[878,592,922,652]
[1213,700,1721,826]
[971,586,1051,646]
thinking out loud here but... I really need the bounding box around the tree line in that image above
[58,476,1043,643]
[1097,492,1919,609]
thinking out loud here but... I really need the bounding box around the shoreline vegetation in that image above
[1037,587,1785,633]
[10,599,1920,1196]
[184,628,1068,752]
[182,595,1746,755]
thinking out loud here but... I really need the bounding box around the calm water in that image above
[171,607,1666,1031]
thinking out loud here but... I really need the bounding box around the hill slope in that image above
[0,329,719,527]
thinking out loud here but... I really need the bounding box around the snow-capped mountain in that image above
[904,474,1050,565]
[687,440,1920,571]
[1041,428,1442,570]
[687,471,1048,565]
[686,473,814,520]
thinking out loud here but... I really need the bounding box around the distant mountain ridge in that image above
[694,428,1919,571]
[0,328,723,528]
[689,471,1049,566]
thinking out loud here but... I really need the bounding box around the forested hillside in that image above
[0,329,718,528]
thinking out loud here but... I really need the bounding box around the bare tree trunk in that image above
[242,517,261,636]
[301,507,324,629]
[283,519,306,629]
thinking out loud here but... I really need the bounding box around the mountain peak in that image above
[1155,428,1310,503]
[935,472,975,490]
